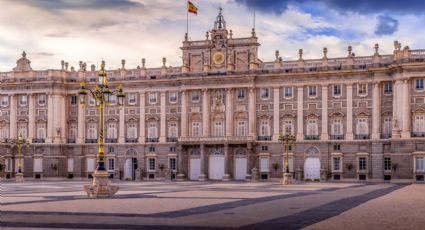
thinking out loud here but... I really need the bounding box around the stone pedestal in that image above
[251,168,259,182]
[84,170,119,198]
[222,174,230,181]
[199,173,206,181]
[281,172,293,185]
[176,173,186,181]
[15,172,24,183]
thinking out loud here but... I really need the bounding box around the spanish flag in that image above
[188,1,198,15]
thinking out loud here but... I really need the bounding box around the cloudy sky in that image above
[1,0,424,71]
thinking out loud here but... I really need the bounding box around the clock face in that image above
[213,52,225,65]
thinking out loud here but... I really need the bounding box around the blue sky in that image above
[0,0,424,71]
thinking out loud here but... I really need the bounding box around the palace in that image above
[1,10,425,182]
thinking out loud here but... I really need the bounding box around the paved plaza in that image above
[1,180,424,230]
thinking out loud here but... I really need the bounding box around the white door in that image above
[235,158,247,180]
[304,158,321,180]
[124,158,132,180]
[190,158,200,181]
[209,155,225,180]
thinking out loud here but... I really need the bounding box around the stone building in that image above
[1,10,425,182]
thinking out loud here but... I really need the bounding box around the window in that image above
[127,123,137,138]
[333,85,342,97]
[283,120,294,135]
[356,118,368,135]
[108,158,115,171]
[284,87,293,98]
[260,120,270,136]
[169,92,177,103]
[191,122,200,137]
[87,123,97,139]
[333,157,341,171]
[128,93,137,105]
[168,123,178,138]
[19,95,27,106]
[307,119,318,135]
[384,158,391,171]
[37,94,46,106]
[213,122,224,137]
[237,88,246,100]
[36,123,46,139]
[261,145,268,151]
[148,158,156,171]
[147,122,158,138]
[1,95,9,107]
[70,95,77,105]
[416,79,424,90]
[384,82,393,94]
[236,121,247,136]
[191,91,200,102]
[260,88,269,99]
[106,123,117,139]
[308,86,317,97]
[169,158,177,171]
[416,157,424,171]
[331,119,343,135]
[414,115,425,133]
[383,117,392,135]
[359,157,366,171]
[358,83,368,96]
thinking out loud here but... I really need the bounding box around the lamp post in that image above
[10,133,30,182]
[79,60,125,198]
[278,127,296,185]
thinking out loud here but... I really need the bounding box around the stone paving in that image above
[0,180,421,230]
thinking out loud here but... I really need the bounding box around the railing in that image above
[355,134,370,140]
[146,138,159,143]
[330,135,345,140]
[381,134,392,139]
[411,132,425,137]
[125,138,138,143]
[304,135,320,140]
[32,138,45,143]
[105,139,118,143]
[166,137,178,142]
[85,139,98,143]
[257,136,272,141]
[67,139,76,143]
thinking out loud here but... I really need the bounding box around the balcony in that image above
[330,135,344,140]
[166,137,178,142]
[304,135,320,140]
[105,139,118,143]
[257,136,272,141]
[355,134,370,140]
[67,139,76,143]
[85,139,98,143]
[381,134,392,139]
[146,137,159,143]
[32,138,45,143]
[125,138,138,143]
[411,132,425,137]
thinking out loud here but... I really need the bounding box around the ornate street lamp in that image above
[79,60,125,198]
[10,133,30,183]
[278,127,296,185]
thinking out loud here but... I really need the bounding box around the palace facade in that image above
[1,11,425,182]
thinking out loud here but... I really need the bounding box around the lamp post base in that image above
[84,170,119,198]
[281,172,293,185]
[15,172,24,183]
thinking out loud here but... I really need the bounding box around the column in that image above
[202,89,210,137]
[118,101,125,143]
[139,92,145,143]
[296,87,304,141]
[225,89,234,137]
[371,82,381,139]
[181,90,188,137]
[160,91,166,142]
[199,144,206,180]
[321,85,328,140]
[9,94,17,139]
[273,87,280,140]
[223,144,230,181]
[248,87,256,136]
[46,94,54,143]
[401,79,411,138]
[346,84,354,140]
[28,94,35,143]
[77,98,85,144]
